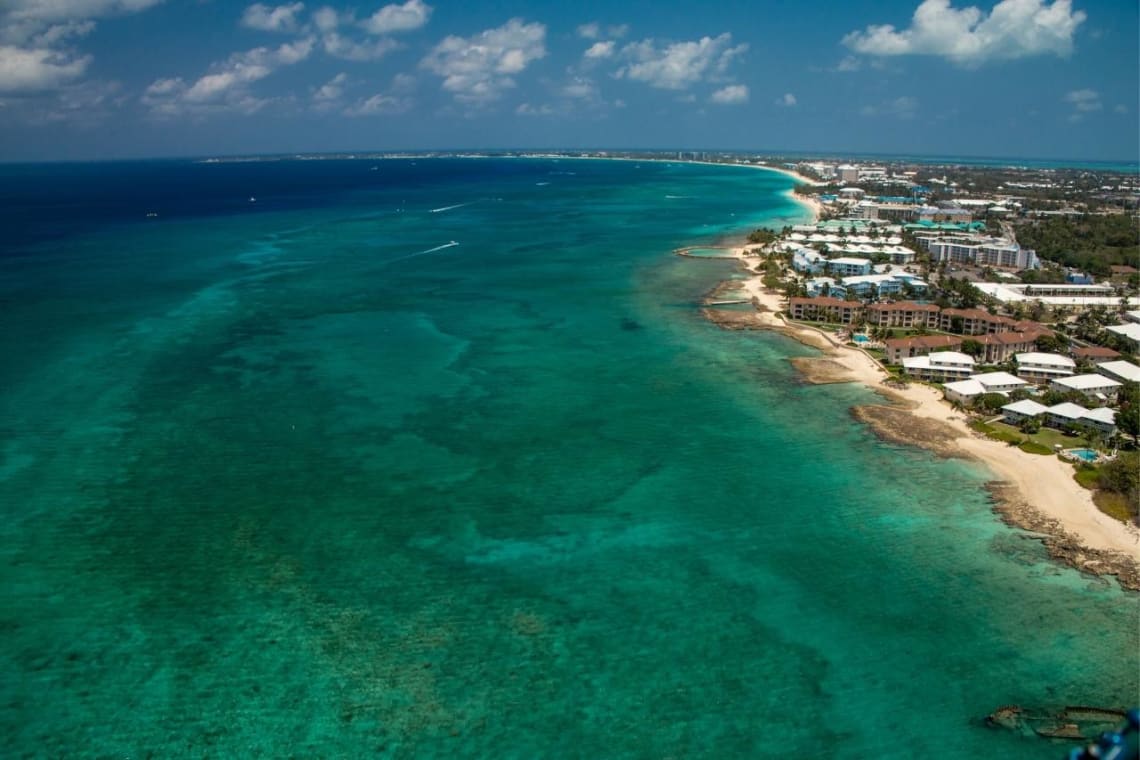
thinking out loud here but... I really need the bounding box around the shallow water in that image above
[1,158,1135,758]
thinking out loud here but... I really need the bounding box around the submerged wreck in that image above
[985,704,1129,741]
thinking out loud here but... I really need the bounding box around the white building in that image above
[792,248,827,274]
[971,371,1029,394]
[1001,399,1049,424]
[902,351,976,382]
[943,379,987,405]
[1013,352,1075,382]
[975,282,1139,309]
[1049,374,1123,401]
[837,164,859,183]
[1081,407,1117,436]
[1096,360,1140,384]
[1107,323,1140,348]
[827,257,873,277]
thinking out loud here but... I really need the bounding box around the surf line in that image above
[383,241,460,266]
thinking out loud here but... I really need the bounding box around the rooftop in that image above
[1097,360,1140,383]
[1002,399,1049,416]
[1015,352,1076,368]
[1052,374,1123,390]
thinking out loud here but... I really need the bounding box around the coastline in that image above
[699,248,1140,590]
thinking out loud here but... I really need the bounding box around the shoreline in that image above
[700,250,1140,590]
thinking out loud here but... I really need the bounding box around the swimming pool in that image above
[853,334,871,344]
[1069,448,1099,462]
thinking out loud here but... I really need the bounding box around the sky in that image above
[1,0,1137,161]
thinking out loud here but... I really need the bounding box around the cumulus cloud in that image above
[710,84,749,104]
[616,33,747,90]
[843,0,1086,66]
[516,102,555,116]
[359,0,431,35]
[344,91,410,116]
[0,0,160,96]
[583,41,614,59]
[775,92,796,106]
[321,32,399,60]
[577,22,600,40]
[420,18,546,104]
[311,70,346,110]
[241,2,305,33]
[1064,88,1100,111]
[0,45,90,92]
[144,38,313,115]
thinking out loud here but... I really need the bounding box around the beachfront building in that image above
[1080,407,1118,437]
[804,277,844,298]
[884,335,964,364]
[974,331,1044,365]
[901,351,976,382]
[975,282,1138,310]
[942,379,987,405]
[792,248,827,274]
[927,237,1039,270]
[841,273,928,298]
[1001,399,1049,425]
[787,297,861,324]
[826,257,873,277]
[938,308,1015,336]
[1049,374,1123,403]
[970,371,1028,394]
[1096,360,1140,385]
[864,301,941,329]
[1013,352,1075,383]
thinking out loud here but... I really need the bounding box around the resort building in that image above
[973,331,1042,364]
[941,372,1027,405]
[864,301,941,329]
[841,273,928,298]
[1071,346,1121,364]
[901,351,976,382]
[1049,374,1123,402]
[1001,399,1049,425]
[1106,323,1140,350]
[826,257,873,277]
[1013,352,1075,383]
[884,335,964,364]
[1096,360,1140,385]
[938,308,1015,336]
[804,277,844,298]
[1080,407,1118,436]
[792,248,827,274]
[974,282,1137,309]
[787,297,861,324]
[970,371,1028,394]
[927,237,1038,270]
[1046,402,1088,429]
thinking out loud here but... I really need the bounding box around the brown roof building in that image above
[939,308,1015,335]
[865,301,941,329]
[884,335,964,364]
[787,297,863,324]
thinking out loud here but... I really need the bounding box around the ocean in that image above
[0,157,1136,758]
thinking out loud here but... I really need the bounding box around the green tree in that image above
[1116,381,1140,447]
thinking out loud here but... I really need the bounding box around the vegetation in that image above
[747,228,779,245]
[1014,214,1140,277]
[1073,452,1140,524]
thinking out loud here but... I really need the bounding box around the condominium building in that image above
[787,297,862,324]
[864,301,941,329]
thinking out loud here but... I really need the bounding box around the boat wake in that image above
[665,195,694,199]
[429,202,471,213]
[383,241,460,266]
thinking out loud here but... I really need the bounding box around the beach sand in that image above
[703,267,1140,589]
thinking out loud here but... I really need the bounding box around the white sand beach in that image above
[727,274,1139,560]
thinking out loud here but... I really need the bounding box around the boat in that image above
[985,705,1128,741]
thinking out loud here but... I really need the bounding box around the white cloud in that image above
[144,38,313,116]
[344,91,410,116]
[562,76,597,100]
[1064,88,1101,112]
[617,33,747,90]
[0,45,90,92]
[312,70,346,110]
[311,5,341,32]
[359,0,431,35]
[1114,104,1128,114]
[241,2,305,33]
[607,24,629,39]
[321,31,400,60]
[516,102,554,116]
[710,84,748,105]
[421,18,546,104]
[583,40,614,59]
[0,0,159,96]
[843,0,1086,66]
[836,55,861,72]
[577,22,600,40]
[861,95,919,119]
[775,92,796,106]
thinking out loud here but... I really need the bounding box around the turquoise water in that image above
[853,334,871,344]
[1069,449,1100,463]
[1,158,1136,758]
